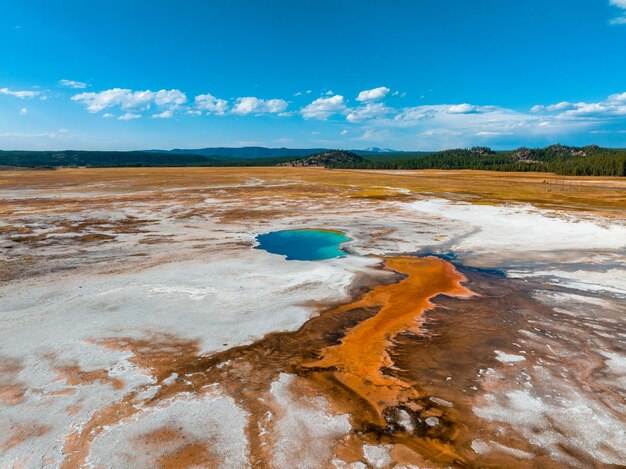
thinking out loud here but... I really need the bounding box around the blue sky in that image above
[1,0,626,151]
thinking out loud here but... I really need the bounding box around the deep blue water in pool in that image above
[255,229,349,260]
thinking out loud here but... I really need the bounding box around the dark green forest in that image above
[1,144,624,176]
[0,150,294,168]
[328,145,626,176]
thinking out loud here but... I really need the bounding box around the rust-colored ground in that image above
[55,256,544,468]
[307,257,472,422]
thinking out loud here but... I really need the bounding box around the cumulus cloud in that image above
[72,88,146,112]
[346,103,394,122]
[397,105,556,133]
[0,87,40,99]
[102,113,114,118]
[609,0,626,24]
[531,102,575,112]
[71,88,186,114]
[59,79,87,89]
[58,81,626,146]
[356,86,390,102]
[194,93,229,115]
[348,101,595,150]
[152,109,173,119]
[611,91,626,101]
[301,95,347,120]
[447,103,480,114]
[154,89,187,107]
[531,91,626,117]
[118,112,141,121]
[231,97,288,115]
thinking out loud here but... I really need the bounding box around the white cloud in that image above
[59,79,87,89]
[448,103,478,114]
[393,106,438,121]
[356,86,390,102]
[609,91,626,102]
[72,88,147,112]
[231,97,288,115]
[0,87,40,99]
[194,93,229,115]
[19,107,27,116]
[120,90,154,111]
[340,129,349,135]
[609,0,626,24]
[118,112,141,121]
[301,95,347,120]
[531,91,626,117]
[351,102,592,150]
[152,109,173,119]
[71,88,186,114]
[154,89,187,107]
[346,103,394,122]
[102,113,114,118]
[532,102,576,113]
[0,130,67,139]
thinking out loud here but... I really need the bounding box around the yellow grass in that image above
[1,167,625,216]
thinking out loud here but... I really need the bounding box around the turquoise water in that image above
[255,229,349,260]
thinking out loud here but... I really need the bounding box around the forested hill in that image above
[0,150,293,168]
[0,144,624,176]
[280,150,365,167]
[0,150,211,168]
[327,145,626,176]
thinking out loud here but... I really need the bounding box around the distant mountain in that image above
[363,147,399,153]
[145,146,401,159]
[280,150,365,167]
[0,150,218,168]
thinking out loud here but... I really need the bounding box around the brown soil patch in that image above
[2,424,51,451]
[54,365,124,390]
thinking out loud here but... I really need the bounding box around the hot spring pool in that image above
[255,229,349,260]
